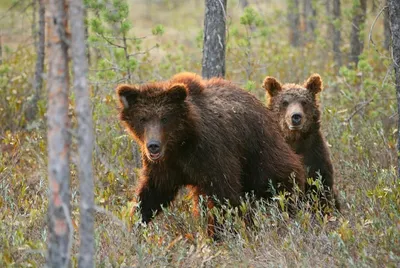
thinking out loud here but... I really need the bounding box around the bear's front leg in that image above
[136,177,179,223]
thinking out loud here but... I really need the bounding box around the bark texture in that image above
[325,0,331,15]
[0,35,2,65]
[350,0,367,66]
[387,0,400,177]
[46,0,71,267]
[84,8,91,65]
[32,0,37,49]
[288,0,301,47]
[69,0,95,267]
[332,0,342,67]
[25,0,45,122]
[239,0,249,9]
[202,0,227,79]
[303,0,317,41]
[384,0,391,51]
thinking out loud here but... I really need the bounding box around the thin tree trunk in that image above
[384,0,391,51]
[239,0,249,9]
[202,0,227,79]
[25,0,45,122]
[121,29,132,82]
[371,0,377,12]
[288,0,301,47]
[332,0,342,67]
[121,23,140,169]
[0,35,2,65]
[387,0,400,177]
[325,0,331,37]
[350,0,367,66]
[69,0,95,267]
[46,0,71,267]
[325,0,331,15]
[32,0,37,50]
[303,0,316,42]
[84,8,91,65]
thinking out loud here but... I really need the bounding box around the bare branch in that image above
[96,32,125,49]
[344,98,374,123]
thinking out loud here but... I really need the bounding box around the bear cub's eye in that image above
[139,117,146,123]
[161,117,168,124]
[282,100,289,107]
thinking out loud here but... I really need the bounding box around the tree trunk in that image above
[350,0,367,66]
[46,0,72,267]
[303,0,316,42]
[384,0,391,51]
[0,35,2,65]
[121,28,132,82]
[32,0,37,50]
[69,0,95,267]
[371,0,377,12]
[325,0,331,15]
[387,0,400,177]
[288,0,301,47]
[332,0,342,67]
[202,0,227,79]
[239,0,249,9]
[84,8,91,65]
[325,0,331,36]
[25,0,45,122]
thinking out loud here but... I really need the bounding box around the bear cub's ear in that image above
[166,83,188,102]
[116,84,140,109]
[304,74,323,95]
[263,76,282,97]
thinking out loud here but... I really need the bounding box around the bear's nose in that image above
[291,113,302,126]
[147,141,161,154]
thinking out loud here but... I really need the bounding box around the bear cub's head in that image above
[116,81,192,162]
[263,74,323,139]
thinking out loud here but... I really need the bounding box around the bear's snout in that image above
[291,113,302,126]
[146,140,163,160]
[147,141,161,154]
[285,102,305,130]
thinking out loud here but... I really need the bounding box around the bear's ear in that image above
[166,83,188,102]
[304,74,323,95]
[116,84,140,109]
[263,76,282,97]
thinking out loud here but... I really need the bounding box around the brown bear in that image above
[263,74,340,211]
[116,72,306,233]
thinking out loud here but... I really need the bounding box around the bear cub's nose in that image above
[147,141,161,154]
[291,113,302,126]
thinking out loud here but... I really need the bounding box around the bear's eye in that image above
[161,117,168,124]
[139,117,146,123]
[282,100,289,107]
[301,100,307,106]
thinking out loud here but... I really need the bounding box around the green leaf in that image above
[152,24,165,36]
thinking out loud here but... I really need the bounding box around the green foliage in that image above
[244,80,256,91]
[152,24,165,36]
[240,7,264,27]
[0,47,36,131]
[86,0,142,85]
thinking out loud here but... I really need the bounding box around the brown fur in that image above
[116,73,306,235]
[263,74,340,211]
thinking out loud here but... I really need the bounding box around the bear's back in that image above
[184,77,281,155]
[195,77,275,130]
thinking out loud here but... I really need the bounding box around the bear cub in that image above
[263,74,340,211]
[116,72,306,230]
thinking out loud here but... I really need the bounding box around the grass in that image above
[0,0,399,267]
